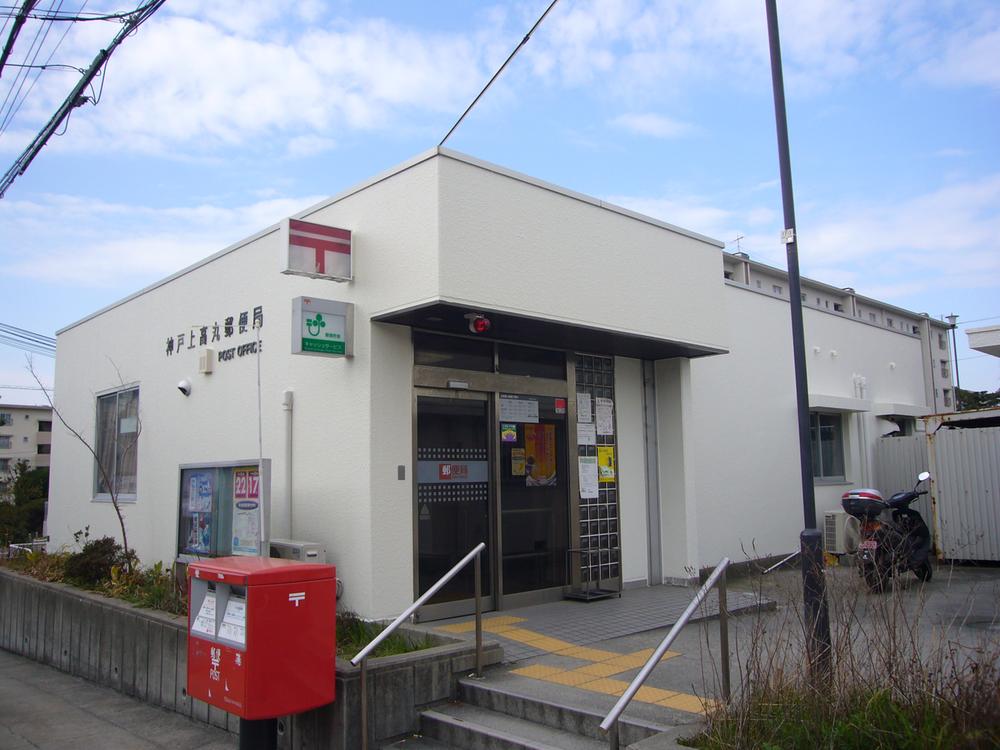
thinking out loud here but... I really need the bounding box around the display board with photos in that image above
[176,459,270,559]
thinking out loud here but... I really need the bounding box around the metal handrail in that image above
[350,541,486,750]
[600,557,732,750]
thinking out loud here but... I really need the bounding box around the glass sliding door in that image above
[415,391,493,618]
[498,395,569,598]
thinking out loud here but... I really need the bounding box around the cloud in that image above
[611,113,691,138]
[917,23,1000,89]
[0,193,326,286]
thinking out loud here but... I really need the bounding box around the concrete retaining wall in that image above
[0,567,503,748]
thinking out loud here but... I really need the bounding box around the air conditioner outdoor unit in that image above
[269,538,326,563]
[823,510,860,554]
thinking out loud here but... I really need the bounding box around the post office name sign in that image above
[291,297,354,358]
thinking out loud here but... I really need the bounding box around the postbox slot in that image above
[190,580,218,639]
[217,585,247,648]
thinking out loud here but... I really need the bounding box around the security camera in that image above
[464,312,491,334]
[177,379,192,397]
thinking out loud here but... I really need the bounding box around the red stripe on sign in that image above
[290,235,351,255]
[290,219,351,242]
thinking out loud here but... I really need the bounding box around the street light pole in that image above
[764,0,831,679]
[946,314,961,411]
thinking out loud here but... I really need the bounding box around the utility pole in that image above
[946,314,961,410]
[763,0,831,678]
[0,0,166,198]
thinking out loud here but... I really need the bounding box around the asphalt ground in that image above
[0,648,235,750]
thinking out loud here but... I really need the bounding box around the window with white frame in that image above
[0,412,11,426]
[94,386,139,498]
[810,412,845,480]
[0,435,11,449]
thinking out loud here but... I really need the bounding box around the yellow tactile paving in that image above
[437,617,708,714]
[574,677,629,696]
[574,662,627,678]
[436,615,525,633]
[657,693,708,714]
[599,650,680,670]
[635,685,679,703]
[543,670,602,687]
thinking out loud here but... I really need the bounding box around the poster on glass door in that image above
[525,424,557,487]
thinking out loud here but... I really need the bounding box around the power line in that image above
[0,0,164,198]
[0,0,81,136]
[439,0,561,147]
[0,0,39,81]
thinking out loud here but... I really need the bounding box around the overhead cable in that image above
[439,0,561,147]
[0,0,39,81]
[0,0,165,198]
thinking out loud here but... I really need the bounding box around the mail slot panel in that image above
[187,556,335,719]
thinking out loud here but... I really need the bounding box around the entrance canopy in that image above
[373,300,727,361]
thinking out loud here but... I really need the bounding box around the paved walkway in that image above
[0,649,235,750]
[435,581,767,717]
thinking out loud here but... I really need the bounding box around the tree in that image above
[0,459,48,545]
[956,387,1000,411]
[29,357,137,574]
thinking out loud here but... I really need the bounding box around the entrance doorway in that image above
[414,388,570,619]
[415,392,494,620]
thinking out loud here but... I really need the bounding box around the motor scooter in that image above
[841,471,933,591]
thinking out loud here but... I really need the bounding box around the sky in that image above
[1,0,998,407]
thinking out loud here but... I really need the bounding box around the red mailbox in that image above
[187,556,336,719]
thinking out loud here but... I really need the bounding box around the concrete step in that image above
[380,734,458,750]
[421,702,608,750]
[458,674,675,747]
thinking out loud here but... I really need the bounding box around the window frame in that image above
[810,411,846,482]
[93,385,140,502]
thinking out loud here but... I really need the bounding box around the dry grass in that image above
[687,562,1000,749]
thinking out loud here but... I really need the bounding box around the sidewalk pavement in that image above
[0,648,235,750]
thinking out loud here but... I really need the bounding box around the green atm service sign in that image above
[292,297,354,358]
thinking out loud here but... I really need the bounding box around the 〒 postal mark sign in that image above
[291,297,354,358]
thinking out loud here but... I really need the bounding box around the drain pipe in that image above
[282,389,294,538]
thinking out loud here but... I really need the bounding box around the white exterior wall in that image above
[613,357,648,586]
[49,157,442,618]
[677,283,933,574]
[436,156,726,352]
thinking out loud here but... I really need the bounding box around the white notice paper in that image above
[218,595,247,646]
[595,397,615,436]
[499,395,539,423]
[578,457,599,499]
[192,591,217,637]
[577,423,596,446]
[576,393,592,423]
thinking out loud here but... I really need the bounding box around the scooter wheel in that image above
[915,560,933,582]
[863,563,887,592]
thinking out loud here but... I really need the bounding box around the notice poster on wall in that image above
[595,398,615,436]
[187,471,214,513]
[578,456,599,499]
[231,467,261,556]
[597,446,616,483]
[499,394,539,423]
[525,423,557,486]
[577,422,596,446]
[501,424,518,443]
[185,513,212,554]
[511,448,526,476]
[577,393,592,423]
